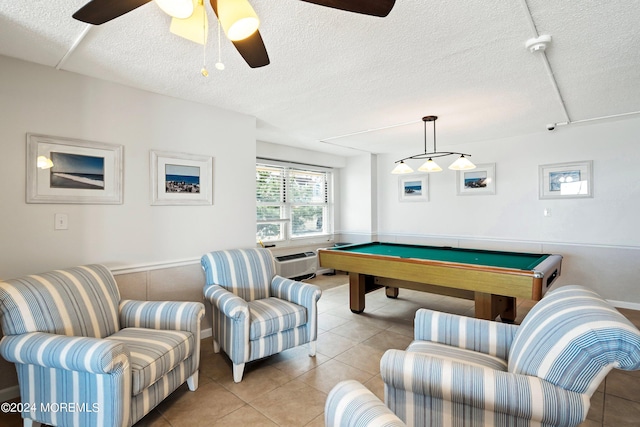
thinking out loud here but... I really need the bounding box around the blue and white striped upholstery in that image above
[509,285,640,395]
[325,285,640,427]
[201,248,321,382]
[326,380,405,427]
[0,265,205,427]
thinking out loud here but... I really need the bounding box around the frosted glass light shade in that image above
[218,0,260,41]
[170,2,208,44]
[418,158,442,172]
[391,161,413,174]
[448,155,476,170]
[155,0,194,19]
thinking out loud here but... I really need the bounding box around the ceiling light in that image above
[155,0,194,19]
[391,116,475,174]
[217,0,260,41]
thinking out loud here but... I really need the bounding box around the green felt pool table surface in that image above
[335,242,550,271]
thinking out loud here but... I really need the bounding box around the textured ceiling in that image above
[1,0,639,157]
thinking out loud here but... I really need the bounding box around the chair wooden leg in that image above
[309,340,317,356]
[187,371,199,391]
[233,363,245,383]
[24,419,42,427]
[213,339,220,353]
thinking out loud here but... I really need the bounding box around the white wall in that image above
[370,117,640,304]
[338,153,378,242]
[0,56,257,279]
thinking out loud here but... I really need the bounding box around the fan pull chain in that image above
[215,18,224,70]
[201,0,208,77]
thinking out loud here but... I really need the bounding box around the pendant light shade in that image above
[392,115,475,174]
[448,155,476,170]
[217,0,260,41]
[155,0,194,19]
[391,161,413,174]
[418,158,442,172]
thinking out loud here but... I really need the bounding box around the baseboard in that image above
[201,327,212,339]
[608,300,640,311]
[0,385,19,403]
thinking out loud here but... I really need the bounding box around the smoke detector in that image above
[526,35,552,53]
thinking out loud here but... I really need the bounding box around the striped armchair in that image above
[0,265,205,427]
[326,285,640,427]
[201,248,322,382]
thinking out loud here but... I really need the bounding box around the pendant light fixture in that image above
[391,116,476,174]
[155,0,194,19]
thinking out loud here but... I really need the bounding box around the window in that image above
[256,161,332,244]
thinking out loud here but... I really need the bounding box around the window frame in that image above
[256,159,333,245]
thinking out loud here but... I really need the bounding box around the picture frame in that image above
[26,133,124,204]
[539,160,593,199]
[150,150,213,205]
[399,175,429,202]
[457,163,496,196]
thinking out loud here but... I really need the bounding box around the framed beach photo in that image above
[457,163,496,195]
[399,176,429,202]
[150,150,213,205]
[26,134,123,204]
[539,160,593,199]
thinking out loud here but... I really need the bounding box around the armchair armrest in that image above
[414,308,519,359]
[119,300,204,333]
[0,332,128,374]
[203,284,249,321]
[325,380,405,427]
[270,275,321,308]
[381,349,589,426]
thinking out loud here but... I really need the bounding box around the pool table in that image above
[317,242,562,322]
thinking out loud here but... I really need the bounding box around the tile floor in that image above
[1,274,639,426]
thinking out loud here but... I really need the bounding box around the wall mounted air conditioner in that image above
[275,251,317,280]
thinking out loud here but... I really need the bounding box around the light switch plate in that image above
[54,213,68,230]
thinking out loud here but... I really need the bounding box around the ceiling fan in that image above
[72,0,396,68]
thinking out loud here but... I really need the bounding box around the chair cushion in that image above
[508,285,640,394]
[407,341,508,371]
[107,327,194,395]
[248,297,307,340]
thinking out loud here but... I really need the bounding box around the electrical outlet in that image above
[54,213,68,230]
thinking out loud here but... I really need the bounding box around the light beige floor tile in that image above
[316,330,357,357]
[362,330,414,352]
[604,370,640,402]
[156,381,245,427]
[603,394,640,426]
[266,344,332,378]
[334,342,386,375]
[212,404,278,426]
[329,321,384,343]
[297,359,375,394]
[250,379,327,427]
[217,365,294,402]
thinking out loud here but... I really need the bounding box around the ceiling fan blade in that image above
[209,0,270,68]
[231,31,270,68]
[170,1,208,45]
[299,0,395,17]
[73,0,153,25]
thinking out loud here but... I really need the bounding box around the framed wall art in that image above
[26,133,124,204]
[399,175,429,202]
[456,163,496,195]
[539,160,593,199]
[150,150,213,205]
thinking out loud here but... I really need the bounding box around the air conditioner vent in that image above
[275,251,317,280]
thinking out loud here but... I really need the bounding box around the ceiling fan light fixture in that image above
[218,0,260,41]
[448,155,476,171]
[155,0,194,19]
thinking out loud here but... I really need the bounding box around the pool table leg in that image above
[349,272,366,313]
[475,293,516,322]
